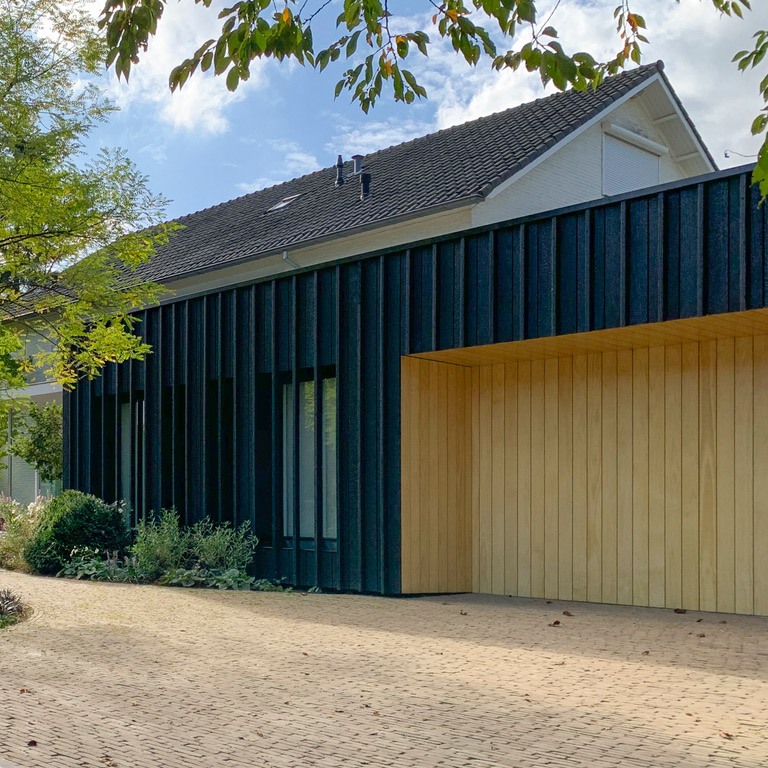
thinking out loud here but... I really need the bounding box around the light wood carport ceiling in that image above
[411,309,768,366]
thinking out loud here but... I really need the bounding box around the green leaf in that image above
[226,66,240,91]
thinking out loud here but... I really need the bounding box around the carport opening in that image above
[401,309,768,616]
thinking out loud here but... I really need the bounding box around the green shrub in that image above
[158,565,254,590]
[187,518,258,571]
[24,491,129,575]
[0,496,49,572]
[158,567,290,592]
[132,509,188,580]
[57,546,148,583]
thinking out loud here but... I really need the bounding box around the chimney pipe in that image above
[352,154,364,174]
[360,171,371,201]
[335,155,344,187]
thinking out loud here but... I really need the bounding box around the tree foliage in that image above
[99,1,768,191]
[11,402,63,484]
[0,0,174,417]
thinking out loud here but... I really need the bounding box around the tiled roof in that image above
[138,62,673,284]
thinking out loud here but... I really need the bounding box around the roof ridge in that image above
[333,61,664,163]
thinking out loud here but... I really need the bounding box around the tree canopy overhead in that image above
[0,0,173,402]
[99,1,768,190]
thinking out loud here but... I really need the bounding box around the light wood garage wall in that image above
[401,333,768,614]
[400,357,472,594]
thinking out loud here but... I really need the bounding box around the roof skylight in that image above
[267,194,301,212]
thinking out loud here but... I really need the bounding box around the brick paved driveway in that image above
[1,571,767,768]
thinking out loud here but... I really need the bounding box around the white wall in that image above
[471,92,691,227]
[0,391,63,504]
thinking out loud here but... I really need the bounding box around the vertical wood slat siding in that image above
[63,166,768,597]
[400,357,472,593]
[467,336,768,612]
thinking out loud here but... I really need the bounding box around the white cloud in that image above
[236,140,321,193]
[139,143,167,163]
[236,177,283,194]
[93,0,266,135]
[326,116,435,157]
[269,140,322,176]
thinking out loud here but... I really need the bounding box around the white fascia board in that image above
[485,73,664,201]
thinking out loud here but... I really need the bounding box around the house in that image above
[62,61,768,616]
[0,338,62,504]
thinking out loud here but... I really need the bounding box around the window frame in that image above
[281,365,338,547]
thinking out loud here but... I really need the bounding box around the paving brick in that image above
[0,572,766,767]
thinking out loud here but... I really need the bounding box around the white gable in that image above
[471,75,713,227]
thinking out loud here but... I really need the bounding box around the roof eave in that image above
[159,196,482,288]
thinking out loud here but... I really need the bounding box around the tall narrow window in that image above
[321,377,338,539]
[120,396,144,520]
[282,375,337,540]
[120,401,132,505]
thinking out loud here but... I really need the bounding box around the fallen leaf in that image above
[674,608,687,614]
[719,620,727,624]
[18,688,28,694]
[562,610,574,617]
[460,610,468,616]
[642,650,650,655]
[372,711,380,716]
[302,652,309,656]
[686,713,693,716]
[719,731,734,740]
[27,740,37,747]
[697,633,706,638]
[548,620,561,627]
[546,601,552,604]
[696,618,703,623]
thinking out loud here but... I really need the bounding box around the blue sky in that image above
[86,0,768,220]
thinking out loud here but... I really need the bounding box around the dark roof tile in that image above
[139,62,672,284]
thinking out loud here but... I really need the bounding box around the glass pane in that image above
[38,477,61,498]
[282,383,294,536]
[120,401,132,506]
[9,454,37,505]
[283,380,317,538]
[283,377,337,541]
[322,378,338,539]
[298,380,316,537]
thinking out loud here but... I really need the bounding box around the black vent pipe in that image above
[335,155,344,187]
[360,171,371,201]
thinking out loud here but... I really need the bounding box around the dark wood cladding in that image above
[64,165,768,594]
